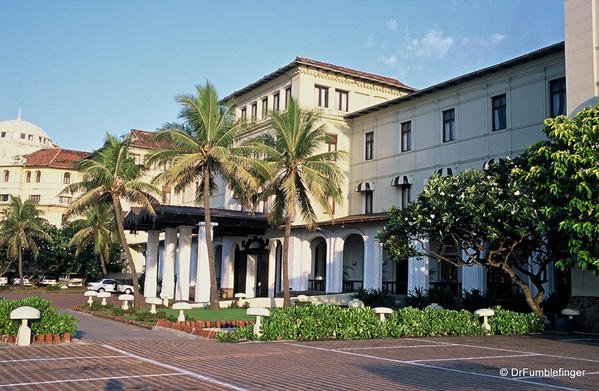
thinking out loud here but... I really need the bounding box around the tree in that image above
[147,82,264,309]
[378,161,556,319]
[63,134,161,308]
[0,196,52,286]
[518,104,599,272]
[248,97,345,307]
[68,203,117,277]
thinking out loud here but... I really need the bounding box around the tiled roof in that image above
[223,57,415,101]
[23,148,89,169]
[130,129,171,149]
[292,212,389,229]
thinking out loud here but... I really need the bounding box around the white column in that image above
[144,230,159,298]
[461,250,486,293]
[268,243,277,298]
[245,254,257,298]
[195,222,218,303]
[162,228,177,299]
[407,238,429,293]
[326,236,344,293]
[220,238,235,290]
[363,235,382,290]
[175,226,193,301]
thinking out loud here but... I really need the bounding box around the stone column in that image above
[162,228,177,299]
[363,235,383,290]
[144,230,159,298]
[220,238,235,291]
[326,236,344,293]
[175,226,193,301]
[245,254,257,298]
[195,222,218,303]
[407,238,429,293]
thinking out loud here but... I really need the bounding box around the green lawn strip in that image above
[137,307,253,321]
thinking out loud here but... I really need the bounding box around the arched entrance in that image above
[309,237,326,291]
[274,241,283,294]
[342,234,364,292]
[233,237,270,298]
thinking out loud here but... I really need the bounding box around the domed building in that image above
[0,110,89,227]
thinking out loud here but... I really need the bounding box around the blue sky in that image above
[0,0,565,152]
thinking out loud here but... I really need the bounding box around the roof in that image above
[23,148,89,169]
[346,41,565,119]
[223,57,415,101]
[130,129,172,149]
[292,213,389,229]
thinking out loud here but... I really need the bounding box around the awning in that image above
[482,157,508,170]
[434,167,454,177]
[355,182,375,192]
[391,175,413,186]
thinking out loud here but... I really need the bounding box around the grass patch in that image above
[136,307,253,321]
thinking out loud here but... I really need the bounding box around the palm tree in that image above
[147,82,264,310]
[68,203,116,278]
[248,97,346,307]
[0,196,52,287]
[62,134,161,308]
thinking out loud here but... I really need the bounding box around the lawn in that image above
[138,307,253,321]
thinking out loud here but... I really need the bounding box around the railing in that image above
[382,281,408,295]
[342,280,363,293]
[308,279,325,291]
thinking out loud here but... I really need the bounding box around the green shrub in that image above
[217,324,254,342]
[488,306,544,334]
[0,297,78,336]
[85,301,113,311]
[229,300,250,309]
[135,309,176,322]
[46,285,60,291]
[460,289,490,312]
[387,307,485,337]
[352,289,394,308]
[0,285,11,291]
[405,287,429,309]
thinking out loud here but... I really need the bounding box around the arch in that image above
[232,244,246,294]
[35,170,41,183]
[63,172,71,184]
[25,171,31,183]
[214,244,223,289]
[342,234,364,292]
[309,237,327,291]
[274,240,283,294]
[3,170,9,182]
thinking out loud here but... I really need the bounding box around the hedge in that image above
[0,297,78,336]
[218,304,544,342]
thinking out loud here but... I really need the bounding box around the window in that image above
[285,86,291,109]
[59,196,72,204]
[336,89,348,111]
[550,77,566,117]
[0,194,9,202]
[3,170,9,182]
[28,134,33,141]
[1,132,5,138]
[131,154,141,165]
[492,94,507,131]
[273,92,280,112]
[364,190,374,214]
[364,132,374,160]
[261,97,268,118]
[251,102,257,120]
[29,195,41,202]
[162,186,171,204]
[63,172,71,184]
[25,171,31,183]
[20,133,25,139]
[325,133,338,152]
[401,121,411,152]
[401,185,411,209]
[240,107,247,120]
[315,85,329,108]
[35,171,41,183]
[442,109,455,142]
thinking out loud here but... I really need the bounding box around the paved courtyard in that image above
[1,292,598,390]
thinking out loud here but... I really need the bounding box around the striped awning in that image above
[355,182,374,192]
[391,175,413,186]
[434,167,454,177]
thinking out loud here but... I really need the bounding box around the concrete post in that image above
[175,226,193,301]
[144,230,160,298]
[407,238,429,293]
[195,222,218,303]
[162,228,177,299]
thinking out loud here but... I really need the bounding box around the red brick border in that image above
[155,319,253,339]
[0,332,71,344]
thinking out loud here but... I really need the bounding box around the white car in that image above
[59,273,84,287]
[87,279,134,294]
[12,277,32,286]
[38,275,58,286]
[0,276,8,285]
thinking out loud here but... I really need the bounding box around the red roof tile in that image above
[23,148,90,169]
[130,129,172,149]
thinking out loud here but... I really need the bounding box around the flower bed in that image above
[74,306,155,329]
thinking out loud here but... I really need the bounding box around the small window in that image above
[251,102,257,120]
[401,121,411,152]
[315,85,329,108]
[240,107,247,120]
[162,186,171,204]
[131,154,141,165]
[20,133,25,139]
[63,172,71,184]
[28,134,33,141]
[35,170,41,183]
[550,77,566,117]
[29,195,41,202]
[261,97,268,118]
[59,196,72,204]
[285,87,291,109]
[336,89,349,112]
[492,94,507,131]
[3,170,9,182]
[442,109,455,142]
[365,132,374,160]
[273,93,280,112]
[0,194,9,202]
[39,136,42,142]
[325,133,338,152]
[364,190,374,214]
[401,185,411,209]
[1,132,6,138]
[25,171,31,183]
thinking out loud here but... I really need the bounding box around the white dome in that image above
[0,115,57,164]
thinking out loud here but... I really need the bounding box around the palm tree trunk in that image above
[282,214,292,308]
[111,194,141,309]
[204,167,220,310]
[99,253,108,278]
[18,246,24,288]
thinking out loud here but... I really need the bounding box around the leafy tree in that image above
[147,82,263,309]
[62,134,161,308]
[68,203,117,277]
[517,104,599,272]
[378,162,556,318]
[0,196,52,286]
[247,97,346,307]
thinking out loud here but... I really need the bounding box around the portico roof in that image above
[123,205,269,236]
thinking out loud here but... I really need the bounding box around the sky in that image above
[0,0,565,152]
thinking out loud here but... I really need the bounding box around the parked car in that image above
[12,277,32,286]
[87,279,134,294]
[0,276,8,285]
[38,275,58,286]
[59,273,84,287]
